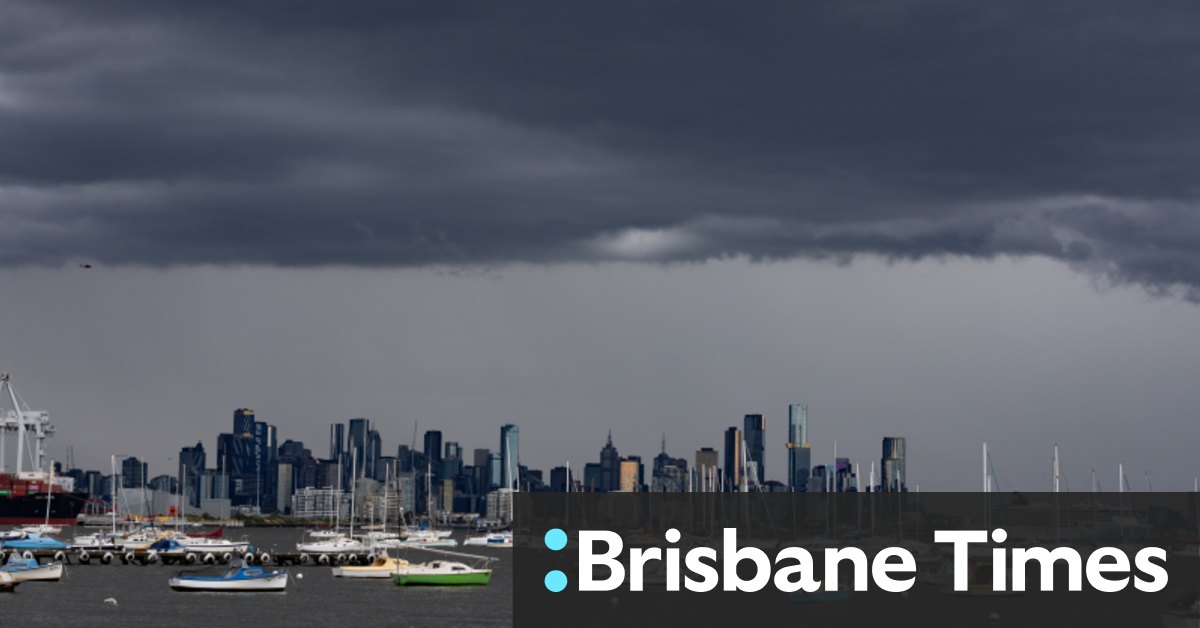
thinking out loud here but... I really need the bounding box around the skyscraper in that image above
[500,424,519,490]
[233,408,256,435]
[121,456,148,488]
[252,421,278,511]
[329,423,344,461]
[695,447,719,492]
[599,431,620,492]
[743,414,765,486]
[787,404,811,492]
[349,418,370,479]
[178,441,206,508]
[424,430,443,467]
[880,436,907,492]
[723,427,742,492]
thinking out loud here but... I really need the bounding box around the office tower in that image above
[424,430,443,466]
[651,435,688,492]
[233,408,256,435]
[743,414,765,486]
[583,462,603,491]
[329,423,344,461]
[472,448,491,498]
[881,437,907,492]
[443,441,463,480]
[217,430,257,506]
[178,442,206,508]
[808,464,828,493]
[488,452,502,490]
[787,404,811,492]
[599,431,620,492]
[618,459,640,492]
[550,466,569,492]
[695,447,719,492]
[349,418,370,479]
[834,457,852,492]
[500,424,519,490]
[366,427,382,480]
[121,456,148,488]
[723,427,742,491]
[275,461,293,513]
[253,421,278,511]
[396,445,414,473]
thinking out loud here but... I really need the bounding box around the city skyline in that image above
[3,2,1200,492]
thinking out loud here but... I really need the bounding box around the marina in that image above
[0,527,514,626]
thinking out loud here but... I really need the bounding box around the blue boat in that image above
[168,562,288,592]
[1,533,68,551]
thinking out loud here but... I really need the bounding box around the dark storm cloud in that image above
[4,1,1200,295]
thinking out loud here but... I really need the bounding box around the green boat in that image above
[392,560,492,586]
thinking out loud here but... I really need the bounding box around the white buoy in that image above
[103,598,118,607]
[296,573,304,580]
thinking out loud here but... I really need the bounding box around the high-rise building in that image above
[549,466,572,492]
[499,424,519,490]
[723,427,742,492]
[787,404,811,492]
[583,462,603,491]
[349,418,370,480]
[880,437,907,492]
[329,423,344,461]
[120,456,148,488]
[178,442,206,508]
[599,432,620,492]
[695,447,719,492]
[488,452,502,490]
[424,430,443,467]
[743,414,765,486]
[253,421,278,511]
[233,408,256,435]
[618,459,640,492]
[651,435,688,492]
[443,441,463,480]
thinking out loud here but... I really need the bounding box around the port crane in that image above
[0,373,55,479]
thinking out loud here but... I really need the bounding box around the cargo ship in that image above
[0,474,86,525]
[1,373,87,525]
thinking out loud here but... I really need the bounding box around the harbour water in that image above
[2,528,513,627]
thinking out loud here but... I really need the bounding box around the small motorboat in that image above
[70,532,124,551]
[463,531,513,548]
[392,561,492,587]
[296,535,365,554]
[1,555,64,582]
[0,571,17,592]
[178,536,251,554]
[168,562,288,592]
[333,555,411,579]
[19,524,62,537]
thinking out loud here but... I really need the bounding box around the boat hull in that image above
[3,562,64,582]
[0,490,87,526]
[169,574,288,592]
[392,571,491,586]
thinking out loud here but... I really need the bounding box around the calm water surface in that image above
[2,528,513,627]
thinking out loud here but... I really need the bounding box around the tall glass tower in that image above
[881,436,907,492]
[500,424,520,490]
[743,414,765,486]
[787,404,810,492]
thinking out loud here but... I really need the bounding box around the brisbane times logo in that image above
[538,527,1168,594]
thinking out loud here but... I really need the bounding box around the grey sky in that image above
[2,259,1199,490]
[1,2,1199,488]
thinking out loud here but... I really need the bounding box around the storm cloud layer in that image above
[3,2,1200,297]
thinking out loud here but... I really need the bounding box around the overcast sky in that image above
[2,1,1199,489]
